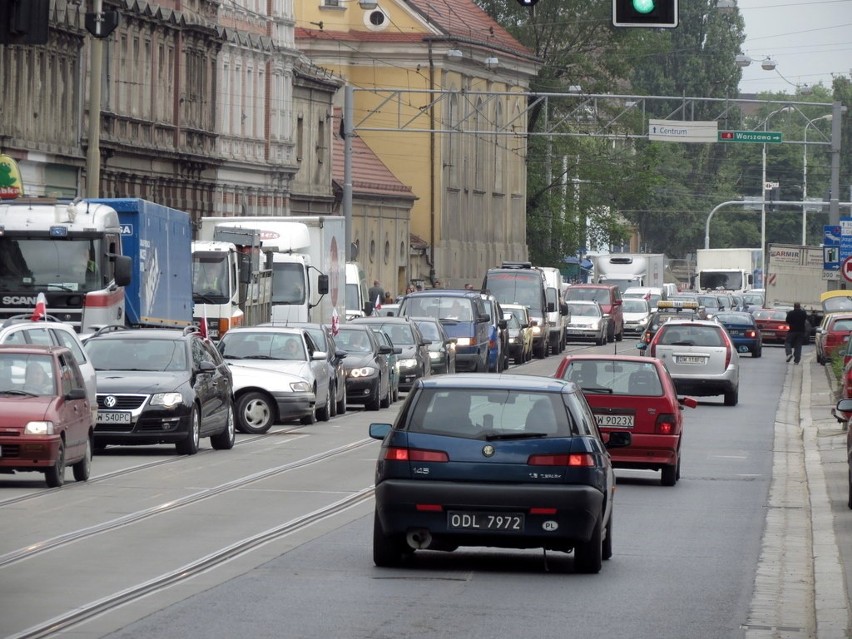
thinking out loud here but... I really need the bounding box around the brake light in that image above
[385,447,449,462]
[416,504,444,512]
[530,507,557,515]
[745,330,757,338]
[724,339,732,369]
[528,453,594,467]
[655,414,677,435]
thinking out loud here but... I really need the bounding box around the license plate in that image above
[595,414,634,428]
[677,356,706,365]
[447,511,524,532]
[98,411,131,425]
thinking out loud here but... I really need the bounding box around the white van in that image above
[539,266,568,354]
[345,262,370,320]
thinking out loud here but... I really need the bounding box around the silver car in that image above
[645,319,740,406]
[565,301,608,345]
[621,298,651,337]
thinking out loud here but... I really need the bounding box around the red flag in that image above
[331,307,340,336]
[374,294,382,314]
[31,292,46,321]
[199,306,209,340]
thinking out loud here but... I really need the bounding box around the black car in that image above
[369,374,630,573]
[411,317,457,375]
[350,317,431,391]
[335,325,394,410]
[84,326,235,455]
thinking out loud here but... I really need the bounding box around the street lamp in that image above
[802,114,832,243]
[759,106,792,261]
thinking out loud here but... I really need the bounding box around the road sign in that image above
[718,130,783,144]
[764,181,779,190]
[648,120,718,143]
[842,256,852,283]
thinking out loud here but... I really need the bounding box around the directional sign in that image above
[825,225,841,273]
[649,120,718,143]
[842,256,852,283]
[718,130,783,144]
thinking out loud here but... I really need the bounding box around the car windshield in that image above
[415,321,442,342]
[376,323,415,345]
[87,339,188,371]
[754,310,787,321]
[567,303,600,317]
[505,307,527,324]
[559,360,663,396]
[623,299,649,313]
[218,332,307,361]
[565,288,610,304]
[715,313,753,325]
[336,329,373,353]
[407,389,573,439]
[0,353,55,395]
[0,236,103,294]
[697,296,721,308]
[402,296,473,321]
[743,294,764,306]
[659,325,723,347]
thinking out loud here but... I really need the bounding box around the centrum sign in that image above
[718,130,783,144]
[648,119,718,143]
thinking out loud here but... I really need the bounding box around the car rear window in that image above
[559,360,663,396]
[402,297,474,321]
[407,389,573,438]
[831,319,852,331]
[659,325,724,347]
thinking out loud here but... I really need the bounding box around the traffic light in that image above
[613,0,678,28]
[0,0,50,45]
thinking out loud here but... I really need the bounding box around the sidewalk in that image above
[745,353,850,638]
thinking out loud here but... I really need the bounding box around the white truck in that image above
[539,266,568,353]
[765,243,828,323]
[345,262,371,320]
[197,216,346,326]
[192,226,273,340]
[593,253,666,293]
[695,248,762,294]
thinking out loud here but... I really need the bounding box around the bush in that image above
[831,349,845,383]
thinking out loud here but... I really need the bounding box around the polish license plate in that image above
[677,356,706,365]
[595,414,634,428]
[98,411,131,425]
[447,511,524,532]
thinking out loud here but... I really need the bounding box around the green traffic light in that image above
[632,0,656,13]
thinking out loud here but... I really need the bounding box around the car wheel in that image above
[317,387,332,422]
[336,383,347,415]
[535,341,546,359]
[753,345,762,358]
[210,401,236,450]
[176,405,201,455]
[724,388,739,407]
[616,325,624,342]
[71,434,92,482]
[574,517,603,574]
[373,511,410,567]
[45,439,66,488]
[365,379,381,411]
[661,462,678,486]
[380,381,391,408]
[236,392,276,434]
[300,407,317,425]
[329,384,338,418]
[602,512,613,561]
[596,332,606,346]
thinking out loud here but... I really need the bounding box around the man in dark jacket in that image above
[785,302,809,364]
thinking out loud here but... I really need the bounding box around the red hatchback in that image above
[817,312,852,365]
[753,309,789,344]
[0,345,93,487]
[554,354,696,486]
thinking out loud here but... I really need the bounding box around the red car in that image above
[0,345,93,487]
[817,312,852,365]
[752,309,789,344]
[554,354,696,486]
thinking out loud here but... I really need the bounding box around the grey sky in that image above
[736,0,852,94]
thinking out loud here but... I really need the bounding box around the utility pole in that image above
[85,0,103,197]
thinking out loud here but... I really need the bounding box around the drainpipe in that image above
[427,41,436,283]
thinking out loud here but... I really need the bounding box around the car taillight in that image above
[642,332,652,344]
[655,414,677,435]
[385,447,449,462]
[724,341,732,369]
[416,504,444,512]
[528,453,594,467]
[745,330,757,338]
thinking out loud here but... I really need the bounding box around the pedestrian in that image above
[383,291,394,305]
[405,285,415,295]
[368,280,385,306]
[464,283,474,291]
[433,280,442,289]
[785,302,809,364]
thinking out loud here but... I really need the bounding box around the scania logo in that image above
[482,445,495,458]
[104,396,117,408]
[2,296,38,306]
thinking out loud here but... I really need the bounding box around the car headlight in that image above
[24,421,55,435]
[150,392,184,408]
[531,326,542,335]
[397,358,417,368]
[348,366,377,378]
[290,381,311,392]
[509,337,518,343]
[455,337,473,346]
[429,351,444,360]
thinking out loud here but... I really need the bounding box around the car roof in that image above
[560,354,659,365]
[351,317,413,324]
[402,290,481,300]
[659,319,721,327]
[0,344,68,356]
[415,373,576,394]
[86,328,190,340]
[226,326,305,334]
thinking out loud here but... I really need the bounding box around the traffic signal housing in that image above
[613,0,678,28]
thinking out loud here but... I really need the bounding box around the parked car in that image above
[398,290,490,372]
[351,317,431,391]
[368,374,631,572]
[0,314,98,423]
[218,326,332,424]
[335,324,394,410]
[816,312,852,365]
[564,301,607,345]
[753,309,789,344]
[565,284,624,342]
[833,398,852,508]
[370,328,402,403]
[0,344,93,487]
[410,317,457,375]
[84,326,235,454]
[713,311,762,358]
[480,293,510,372]
[554,354,696,486]
[641,319,740,406]
[279,322,348,417]
[621,297,652,338]
[501,303,533,364]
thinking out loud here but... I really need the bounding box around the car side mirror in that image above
[635,342,647,351]
[66,387,87,400]
[547,302,556,313]
[378,345,394,355]
[422,340,432,346]
[311,351,327,361]
[679,396,698,409]
[498,319,508,330]
[369,423,392,440]
[394,347,403,354]
[478,314,490,323]
[363,301,375,316]
[560,302,569,315]
[334,350,348,361]
[197,360,217,374]
[317,274,329,295]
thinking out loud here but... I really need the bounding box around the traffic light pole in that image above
[85,0,102,197]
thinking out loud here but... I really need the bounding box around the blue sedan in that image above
[714,311,762,358]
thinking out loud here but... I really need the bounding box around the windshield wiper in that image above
[582,386,613,394]
[193,293,219,304]
[485,431,549,441]
[1,389,37,396]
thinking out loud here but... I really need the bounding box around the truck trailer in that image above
[765,243,827,326]
[592,253,666,293]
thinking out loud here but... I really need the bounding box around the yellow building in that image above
[296,0,539,288]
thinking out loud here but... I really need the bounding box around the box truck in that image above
[593,253,666,293]
[695,248,762,294]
